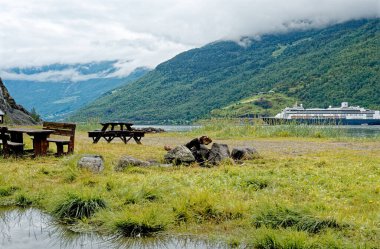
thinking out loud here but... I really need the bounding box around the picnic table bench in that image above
[88,122,145,144]
[43,122,76,156]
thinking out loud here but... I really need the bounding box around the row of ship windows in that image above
[287,114,373,118]
[287,111,374,114]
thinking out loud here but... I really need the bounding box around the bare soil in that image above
[143,135,380,156]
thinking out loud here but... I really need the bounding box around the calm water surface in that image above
[0,209,219,249]
[337,125,380,137]
[133,125,201,132]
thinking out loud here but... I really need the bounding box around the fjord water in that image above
[0,209,213,249]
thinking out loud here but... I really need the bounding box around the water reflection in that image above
[0,208,220,249]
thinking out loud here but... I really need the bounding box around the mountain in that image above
[70,19,380,124]
[1,61,149,120]
[0,78,36,125]
[211,93,297,118]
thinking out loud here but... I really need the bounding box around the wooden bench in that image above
[0,127,24,157]
[88,130,145,144]
[43,122,76,156]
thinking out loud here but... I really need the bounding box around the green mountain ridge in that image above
[211,93,297,118]
[70,19,380,124]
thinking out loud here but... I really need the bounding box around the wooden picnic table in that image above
[88,122,145,144]
[8,128,54,157]
[100,122,134,131]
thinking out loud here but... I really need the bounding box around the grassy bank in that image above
[0,125,379,248]
[191,118,380,140]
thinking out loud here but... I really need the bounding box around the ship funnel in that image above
[341,102,348,108]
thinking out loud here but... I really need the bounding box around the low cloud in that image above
[0,0,378,77]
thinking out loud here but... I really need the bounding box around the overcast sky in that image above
[0,0,379,77]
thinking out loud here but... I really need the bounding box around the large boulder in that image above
[190,144,211,166]
[115,155,151,171]
[231,147,260,161]
[164,145,195,165]
[198,144,211,160]
[208,143,231,165]
[77,155,104,173]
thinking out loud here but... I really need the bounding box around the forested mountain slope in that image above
[70,19,379,124]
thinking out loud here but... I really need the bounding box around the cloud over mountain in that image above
[0,0,378,76]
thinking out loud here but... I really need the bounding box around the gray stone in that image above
[231,147,260,161]
[208,143,231,165]
[199,144,211,160]
[77,155,104,173]
[164,145,195,165]
[148,160,173,167]
[115,155,151,171]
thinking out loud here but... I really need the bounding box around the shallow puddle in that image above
[0,208,219,249]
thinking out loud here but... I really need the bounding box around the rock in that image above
[77,155,104,173]
[164,145,195,165]
[208,143,231,165]
[199,144,211,159]
[231,147,260,161]
[115,155,151,171]
[190,144,211,166]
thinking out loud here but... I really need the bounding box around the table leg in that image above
[101,124,109,132]
[93,135,102,143]
[133,136,142,144]
[32,135,49,156]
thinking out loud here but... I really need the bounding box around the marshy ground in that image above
[0,123,379,248]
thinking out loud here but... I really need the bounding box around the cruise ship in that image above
[263,102,380,125]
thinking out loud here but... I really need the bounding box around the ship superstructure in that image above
[265,102,380,125]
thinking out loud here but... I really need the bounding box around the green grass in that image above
[191,118,349,139]
[52,194,106,222]
[0,186,19,197]
[0,125,379,247]
[253,207,342,233]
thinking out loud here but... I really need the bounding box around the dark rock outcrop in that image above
[0,78,37,125]
[164,145,195,165]
[208,143,231,165]
[231,147,260,160]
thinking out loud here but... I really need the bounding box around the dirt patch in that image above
[142,136,380,156]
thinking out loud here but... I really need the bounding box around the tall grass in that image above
[191,118,348,139]
[253,207,342,234]
[52,194,106,222]
[75,118,102,132]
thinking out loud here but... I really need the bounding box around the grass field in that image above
[0,123,379,248]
